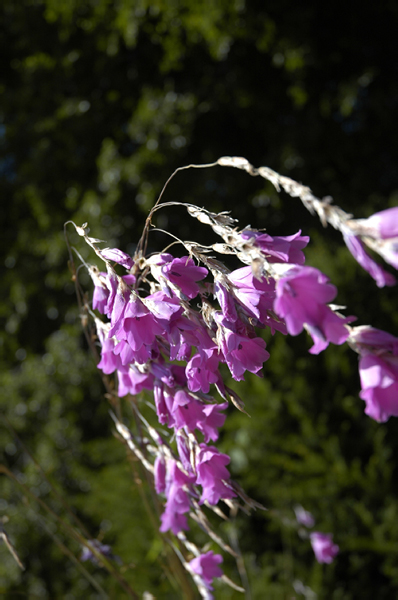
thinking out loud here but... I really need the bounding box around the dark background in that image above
[2,1,398,598]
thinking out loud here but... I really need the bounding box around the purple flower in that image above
[359,353,398,422]
[186,351,220,394]
[150,254,208,299]
[274,266,352,353]
[221,328,269,380]
[294,505,315,528]
[189,551,223,592]
[117,366,154,397]
[89,268,110,314]
[229,267,287,334]
[196,444,236,505]
[356,207,398,239]
[310,532,339,564]
[154,455,166,494]
[101,247,134,270]
[241,229,309,264]
[81,540,116,565]
[198,402,228,443]
[349,326,398,355]
[159,461,195,535]
[342,230,395,288]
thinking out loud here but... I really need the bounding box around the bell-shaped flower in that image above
[197,402,228,443]
[310,532,339,564]
[117,366,154,397]
[342,230,395,288]
[196,444,236,505]
[149,253,208,299]
[186,350,221,394]
[159,460,195,535]
[274,266,352,353]
[294,505,315,528]
[241,229,309,264]
[154,455,166,494]
[89,268,110,314]
[359,353,398,422]
[217,317,269,380]
[101,247,134,270]
[188,551,223,593]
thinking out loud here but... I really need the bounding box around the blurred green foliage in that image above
[2,1,398,598]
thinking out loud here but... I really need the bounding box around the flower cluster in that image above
[71,201,356,596]
[69,158,398,597]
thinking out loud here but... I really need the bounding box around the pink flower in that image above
[359,354,398,422]
[101,247,134,270]
[342,230,395,288]
[150,254,208,299]
[349,326,398,422]
[241,229,309,264]
[357,207,398,240]
[186,351,220,394]
[189,551,223,592]
[159,461,195,535]
[196,445,236,505]
[294,505,315,528]
[221,329,269,380]
[274,266,352,353]
[310,532,339,564]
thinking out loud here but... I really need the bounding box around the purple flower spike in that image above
[189,551,223,593]
[342,230,395,288]
[274,266,352,353]
[310,532,339,564]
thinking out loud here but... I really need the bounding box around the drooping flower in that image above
[196,444,236,505]
[349,326,398,422]
[81,539,117,565]
[89,268,109,314]
[221,328,269,380]
[294,505,315,528]
[188,551,223,593]
[159,460,195,535]
[310,532,339,564]
[342,230,395,288]
[241,229,309,264]
[154,455,166,494]
[358,353,398,422]
[274,266,353,353]
[101,247,134,270]
[148,253,208,299]
[186,351,220,394]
